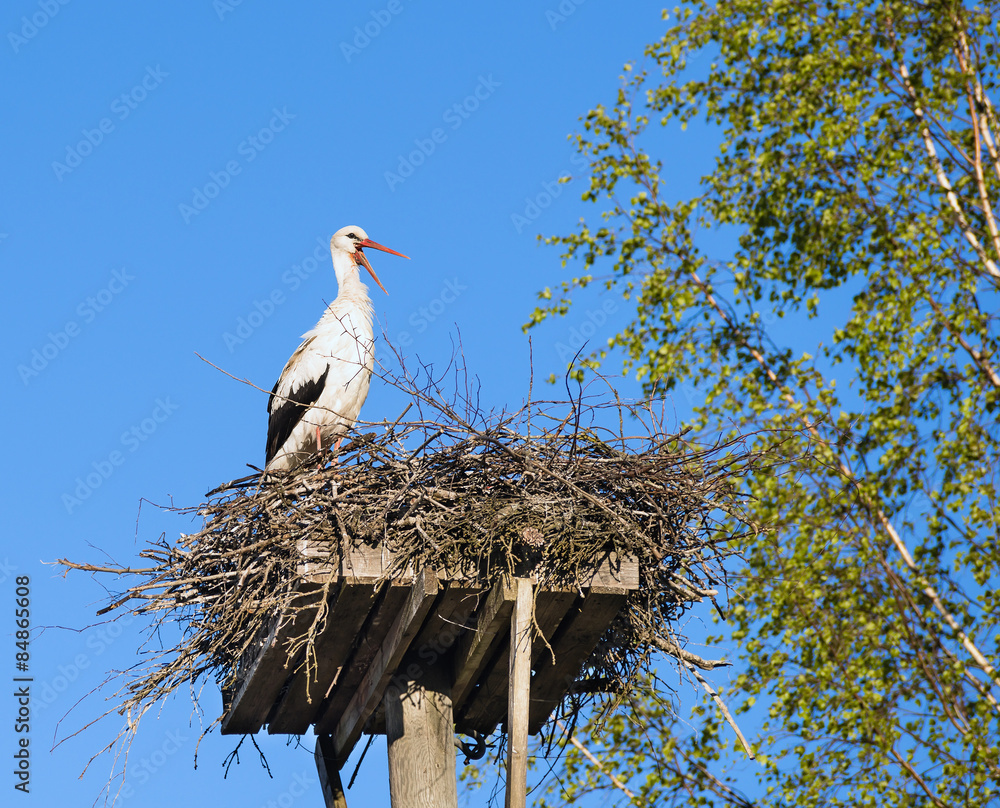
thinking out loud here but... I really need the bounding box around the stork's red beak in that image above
[354,238,409,295]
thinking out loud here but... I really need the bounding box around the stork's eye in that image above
[348,232,360,240]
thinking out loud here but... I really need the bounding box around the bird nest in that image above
[60,366,771,784]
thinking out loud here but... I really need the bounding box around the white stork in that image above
[265,225,408,471]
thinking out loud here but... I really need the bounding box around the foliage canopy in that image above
[528,1,1000,805]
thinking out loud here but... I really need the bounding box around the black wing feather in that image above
[265,364,330,464]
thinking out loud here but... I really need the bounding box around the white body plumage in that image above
[265,226,408,471]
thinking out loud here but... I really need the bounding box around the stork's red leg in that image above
[314,426,326,471]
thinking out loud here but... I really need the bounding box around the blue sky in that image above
[2,2,742,805]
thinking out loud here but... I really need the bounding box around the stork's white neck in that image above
[331,246,371,303]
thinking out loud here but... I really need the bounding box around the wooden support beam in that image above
[221,585,326,735]
[322,568,440,760]
[458,585,576,735]
[455,588,578,735]
[368,585,478,735]
[407,585,478,665]
[267,582,377,734]
[384,653,458,808]
[456,562,637,736]
[530,589,578,668]
[505,578,532,808]
[528,585,628,734]
[315,735,350,808]
[452,576,516,712]
[452,587,579,732]
[311,582,412,735]
[222,543,639,749]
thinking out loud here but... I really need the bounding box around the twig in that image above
[556,720,636,801]
[682,661,756,760]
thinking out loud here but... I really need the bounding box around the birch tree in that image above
[528,2,1000,804]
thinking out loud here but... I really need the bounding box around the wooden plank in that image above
[455,561,636,734]
[221,584,325,735]
[309,581,412,734]
[527,585,628,734]
[456,645,509,735]
[572,553,639,589]
[297,537,337,584]
[315,735,350,808]
[266,581,377,734]
[298,537,409,584]
[408,585,479,662]
[459,587,578,735]
[368,585,479,735]
[341,540,400,583]
[505,578,532,808]
[385,654,457,808]
[323,568,440,759]
[451,576,516,711]
[222,545,636,738]
[530,589,578,668]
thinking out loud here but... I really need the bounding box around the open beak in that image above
[354,238,410,296]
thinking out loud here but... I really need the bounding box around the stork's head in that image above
[330,225,409,295]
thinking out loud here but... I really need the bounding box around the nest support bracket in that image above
[222,544,637,808]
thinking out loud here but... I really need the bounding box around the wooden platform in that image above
[221,540,638,767]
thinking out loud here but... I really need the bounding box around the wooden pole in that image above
[384,654,458,808]
[505,577,533,808]
[314,735,350,808]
